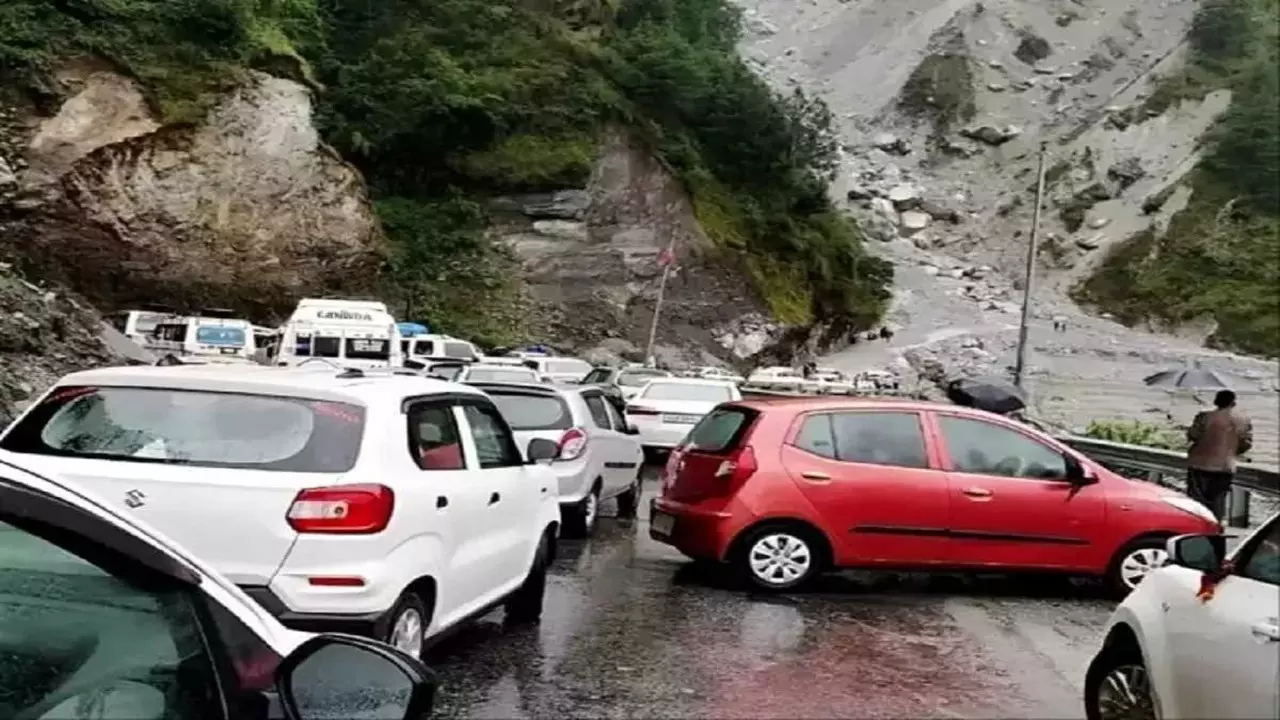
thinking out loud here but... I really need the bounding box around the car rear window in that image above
[685,406,758,453]
[642,382,732,403]
[485,391,572,431]
[0,386,364,472]
[618,370,667,387]
[466,367,540,383]
[546,359,592,376]
[443,342,474,359]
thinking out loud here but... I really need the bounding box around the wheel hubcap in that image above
[1120,548,1169,589]
[1096,663,1157,720]
[389,608,424,657]
[748,533,811,585]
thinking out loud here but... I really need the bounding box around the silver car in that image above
[466,382,645,537]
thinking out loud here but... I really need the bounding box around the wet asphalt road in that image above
[424,468,1116,719]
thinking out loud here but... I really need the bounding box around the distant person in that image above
[1186,390,1253,521]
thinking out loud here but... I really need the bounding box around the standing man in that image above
[1186,390,1253,521]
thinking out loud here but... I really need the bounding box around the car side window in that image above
[407,402,465,471]
[603,399,627,430]
[938,416,1067,479]
[462,404,523,468]
[1236,519,1280,586]
[794,412,928,468]
[0,518,225,720]
[582,394,613,430]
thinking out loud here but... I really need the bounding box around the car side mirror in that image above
[1166,533,1226,573]
[1063,454,1098,485]
[276,634,436,720]
[526,437,559,464]
[623,424,640,436]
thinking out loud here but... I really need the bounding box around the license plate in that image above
[219,347,238,355]
[663,413,700,425]
[651,511,675,536]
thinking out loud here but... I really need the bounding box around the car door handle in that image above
[800,471,831,482]
[489,492,500,505]
[962,487,993,498]
[1250,621,1280,642]
[436,496,448,509]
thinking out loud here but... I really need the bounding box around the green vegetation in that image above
[1083,419,1184,451]
[1,0,892,346]
[1075,0,1280,357]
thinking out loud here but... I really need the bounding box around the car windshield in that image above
[485,392,572,430]
[618,370,667,387]
[194,326,246,347]
[443,342,474,359]
[641,382,732,403]
[466,367,539,383]
[0,386,364,472]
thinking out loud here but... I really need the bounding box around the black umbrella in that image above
[1143,367,1230,391]
[946,375,1026,415]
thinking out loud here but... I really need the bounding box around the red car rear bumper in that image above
[650,496,745,561]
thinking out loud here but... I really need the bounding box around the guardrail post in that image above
[1227,487,1251,529]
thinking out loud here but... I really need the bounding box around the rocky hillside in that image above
[735,0,1278,451]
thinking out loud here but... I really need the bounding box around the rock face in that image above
[7,68,386,320]
[496,129,787,367]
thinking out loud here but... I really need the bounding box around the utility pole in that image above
[644,241,676,367]
[1013,142,1049,391]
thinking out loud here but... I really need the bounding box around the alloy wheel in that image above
[748,533,812,586]
[1119,547,1169,589]
[389,607,424,658]
[1095,663,1157,720]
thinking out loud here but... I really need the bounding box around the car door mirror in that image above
[1063,454,1098,485]
[276,634,436,720]
[526,437,559,463]
[1167,533,1226,573]
[622,423,640,435]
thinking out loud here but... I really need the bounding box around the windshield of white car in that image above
[0,386,365,472]
[466,367,540,383]
[484,391,572,430]
[641,382,732,403]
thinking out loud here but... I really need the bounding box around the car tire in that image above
[616,473,642,519]
[732,523,825,592]
[1106,536,1170,598]
[563,485,600,538]
[381,590,430,659]
[1084,641,1157,720]
[505,534,550,625]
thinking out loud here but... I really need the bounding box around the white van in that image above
[275,298,403,370]
[147,315,257,363]
[401,333,481,367]
[106,309,184,346]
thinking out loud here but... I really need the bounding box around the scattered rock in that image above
[870,197,898,220]
[1087,216,1111,230]
[532,219,589,240]
[872,132,912,155]
[987,83,1007,92]
[921,265,941,277]
[492,190,590,220]
[846,186,873,201]
[1015,32,1053,65]
[1075,233,1105,250]
[1107,157,1145,190]
[919,200,962,224]
[0,157,15,188]
[887,184,923,209]
[1141,184,1178,214]
[900,211,931,233]
[960,124,1021,146]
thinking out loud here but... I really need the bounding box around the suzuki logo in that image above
[123,490,147,509]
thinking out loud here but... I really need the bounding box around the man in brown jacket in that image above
[1186,390,1253,521]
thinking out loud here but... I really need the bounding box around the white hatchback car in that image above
[0,363,563,661]
[468,381,645,537]
[624,377,742,450]
[1084,512,1279,720]
[457,364,544,384]
[0,454,437,720]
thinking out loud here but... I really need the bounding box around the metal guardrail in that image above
[736,385,1279,527]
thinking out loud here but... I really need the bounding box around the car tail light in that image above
[557,427,588,461]
[626,405,660,415]
[287,484,394,534]
[713,445,758,491]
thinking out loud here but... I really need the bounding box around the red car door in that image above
[780,409,953,567]
[928,411,1108,572]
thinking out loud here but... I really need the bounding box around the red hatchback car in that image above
[650,397,1220,595]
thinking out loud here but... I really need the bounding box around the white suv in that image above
[468,381,644,537]
[1084,512,1279,720]
[0,363,563,660]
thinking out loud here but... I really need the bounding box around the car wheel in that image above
[382,591,429,659]
[563,485,600,538]
[1084,645,1158,720]
[505,534,550,625]
[616,473,642,519]
[1107,537,1170,598]
[733,525,823,591]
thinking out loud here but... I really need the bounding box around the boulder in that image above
[532,219,589,240]
[960,124,1022,146]
[845,186,873,201]
[1087,216,1111,230]
[919,200,962,224]
[491,190,590,220]
[900,211,931,233]
[1107,157,1145,190]
[921,264,941,277]
[870,197,898,220]
[887,184,922,209]
[1076,233,1105,250]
